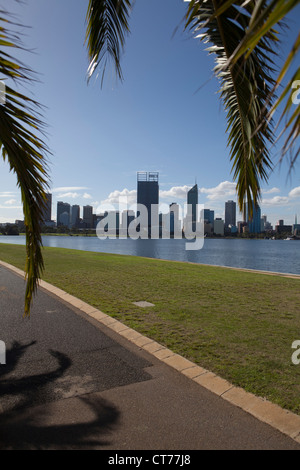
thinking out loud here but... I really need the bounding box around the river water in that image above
[0,235,299,275]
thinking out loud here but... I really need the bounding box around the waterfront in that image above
[0,236,299,275]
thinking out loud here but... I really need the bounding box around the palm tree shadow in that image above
[0,341,120,449]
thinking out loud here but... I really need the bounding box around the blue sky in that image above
[0,0,299,227]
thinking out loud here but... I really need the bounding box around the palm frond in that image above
[209,0,300,169]
[185,0,280,216]
[0,10,49,316]
[85,0,133,85]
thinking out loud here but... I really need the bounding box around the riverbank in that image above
[1,243,300,415]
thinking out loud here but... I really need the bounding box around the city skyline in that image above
[0,1,299,228]
[1,178,298,230]
[37,176,299,235]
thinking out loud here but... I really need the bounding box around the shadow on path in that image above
[0,341,120,449]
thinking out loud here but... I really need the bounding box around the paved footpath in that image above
[0,262,300,450]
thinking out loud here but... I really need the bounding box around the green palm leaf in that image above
[206,0,300,170]
[0,11,49,316]
[185,0,280,216]
[85,0,132,85]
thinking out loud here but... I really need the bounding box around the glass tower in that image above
[137,172,159,235]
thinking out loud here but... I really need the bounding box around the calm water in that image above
[0,235,300,275]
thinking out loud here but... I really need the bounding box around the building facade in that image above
[245,203,261,234]
[83,205,93,228]
[137,172,159,235]
[57,201,71,227]
[71,205,80,228]
[225,200,236,228]
[42,193,52,224]
[187,184,198,232]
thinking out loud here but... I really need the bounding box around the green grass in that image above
[1,243,300,415]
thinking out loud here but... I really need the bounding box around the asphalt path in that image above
[0,264,300,451]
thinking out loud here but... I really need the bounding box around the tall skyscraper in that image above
[137,172,159,235]
[225,200,236,228]
[203,209,214,226]
[71,205,80,228]
[83,205,93,228]
[245,202,261,234]
[42,192,52,223]
[187,184,198,232]
[57,201,71,227]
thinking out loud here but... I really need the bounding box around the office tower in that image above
[137,172,159,235]
[169,203,181,237]
[225,200,236,228]
[214,218,224,235]
[245,202,261,234]
[42,193,52,223]
[57,201,71,227]
[203,208,214,227]
[83,205,93,228]
[71,205,80,228]
[187,184,198,232]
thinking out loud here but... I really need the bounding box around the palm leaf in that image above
[185,0,280,217]
[0,10,49,316]
[85,0,132,85]
[209,0,300,169]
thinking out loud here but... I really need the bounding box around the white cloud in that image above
[160,185,191,200]
[83,193,93,199]
[0,205,22,210]
[100,188,137,207]
[0,216,17,223]
[52,186,89,193]
[0,192,16,198]
[289,186,300,198]
[262,187,280,195]
[199,181,237,201]
[4,199,17,205]
[57,192,80,199]
[262,196,289,206]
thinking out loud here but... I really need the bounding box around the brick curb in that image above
[1,259,300,445]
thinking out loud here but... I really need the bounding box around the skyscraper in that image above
[83,205,93,228]
[137,172,159,235]
[245,202,261,234]
[187,184,198,232]
[225,200,236,228]
[42,193,52,223]
[57,201,71,227]
[71,205,80,228]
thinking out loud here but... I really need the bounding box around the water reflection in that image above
[0,235,299,275]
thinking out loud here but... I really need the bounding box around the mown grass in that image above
[1,243,300,414]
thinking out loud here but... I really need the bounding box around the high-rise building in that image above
[214,218,224,235]
[202,209,214,226]
[169,203,181,237]
[245,202,261,234]
[83,205,93,228]
[42,192,52,223]
[225,200,236,228]
[57,201,71,227]
[187,184,198,232]
[137,172,159,235]
[71,205,80,228]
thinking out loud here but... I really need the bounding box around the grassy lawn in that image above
[1,243,300,415]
